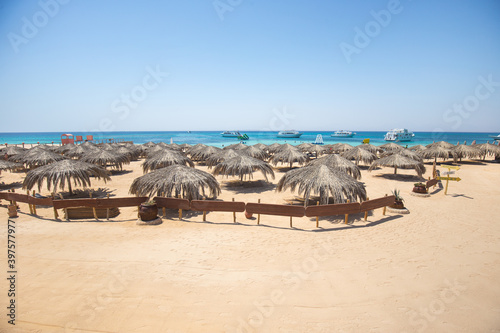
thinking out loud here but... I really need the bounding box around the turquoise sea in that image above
[0,131,498,148]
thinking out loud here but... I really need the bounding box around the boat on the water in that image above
[221,131,242,137]
[489,134,500,141]
[277,130,302,138]
[384,129,414,142]
[331,130,356,138]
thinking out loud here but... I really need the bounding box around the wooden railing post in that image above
[106,194,110,220]
[364,197,369,221]
[27,190,34,215]
[232,198,236,223]
[257,199,260,225]
[382,194,388,216]
[344,199,350,224]
[316,202,319,228]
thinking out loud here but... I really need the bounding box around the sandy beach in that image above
[1,157,500,332]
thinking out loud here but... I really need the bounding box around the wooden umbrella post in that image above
[344,199,350,224]
[257,198,260,225]
[32,190,37,215]
[202,198,206,222]
[178,195,182,220]
[90,191,98,220]
[316,201,319,228]
[290,216,293,228]
[51,193,59,219]
[364,197,369,221]
[106,194,110,221]
[162,192,166,217]
[382,194,388,216]
[27,190,34,215]
[58,193,68,220]
[232,198,236,223]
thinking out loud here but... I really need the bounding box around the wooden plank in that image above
[52,198,97,209]
[6,193,30,203]
[359,196,396,212]
[190,200,246,212]
[245,203,305,217]
[305,202,361,217]
[27,196,53,206]
[95,197,149,208]
[0,192,10,200]
[426,179,439,188]
[154,197,190,210]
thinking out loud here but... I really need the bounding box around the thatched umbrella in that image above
[358,143,379,154]
[12,147,66,168]
[115,146,140,161]
[142,149,194,173]
[0,160,22,172]
[308,154,361,179]
[269,145,309,169]
[380,149,422,162]
[409,145,426,152]
[379,142,404,152]
[341,146,377,165]
[297,143,314,152]
[0,146,27,157]
[55,143,75,154]
[330,143,353,153]
[187,143,208,157]
[253,143,267,151]
[478,142,500,160]
[206,149,242,168]
[143,141,157,148]
[368,153,426,177]
[420,146,451,162]
[241,146,267,160]
[65,145,99,159]
[129,164,220,200]
[426,141,454,149]
[308,145,326,158]
[22,159,110,195]
[212,155,275,182]
[451,144,482,162]
[267,143,283,154]
[191,146,221,162]
[277,164,366,206]
[224,142,247,150]
[80,149,130,170]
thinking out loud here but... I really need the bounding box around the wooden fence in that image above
[0,190,396,228]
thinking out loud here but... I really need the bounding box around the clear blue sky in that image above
[1,0,499,132]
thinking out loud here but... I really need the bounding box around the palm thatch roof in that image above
[115,146,140,160]
[80,149,131,170]
[308,145,326,158]
[142,149,194,173]
[12,147,66,168]
[308,154,361,179]
[341,146,377,165]
[269,146,309,169]
[55,143,75,154]
[224,142,247,150]
[143,141,157,148]
[478,142,500,159]
[212,155,275,182]
[297,143,314,151]
[426,141,455,149]
[330,143,353,153]
[253,143,268,150]
[276,164,367,206]
[241,146,267,160]
[380,149,422,162]
[451,144,482,161]
[65,145,100,158]
[22,159,110,195]
[187,143,208,157]
[190,145,221,162]
[379,142,404,152]
[419,146,451,161]
[206,149,242,168]
[267,143,283,154]
[0,159,22,171]
[368,154,426,176]
[129,164,220,200]
[409,145,427,152]
[357,143,379,154]
[0,146,27,156]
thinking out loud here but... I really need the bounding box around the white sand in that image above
[1,158,500,332]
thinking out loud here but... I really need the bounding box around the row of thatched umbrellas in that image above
[1,140,498,205]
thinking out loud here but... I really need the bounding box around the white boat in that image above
[489,134,500,141]
[331,130,356,138]
[384,129,414,142]
[277,130,303,138]
[221,131,242,137]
